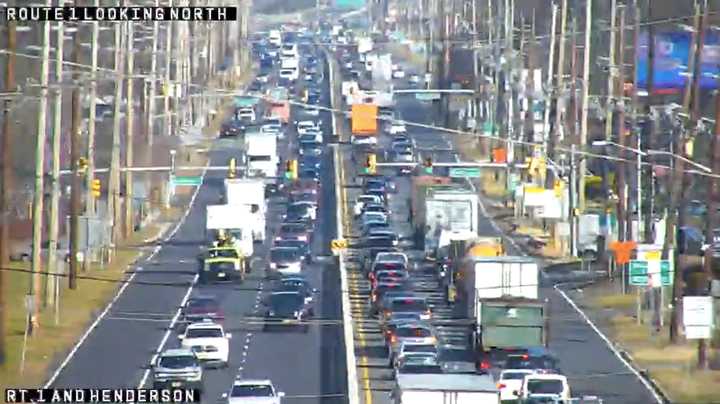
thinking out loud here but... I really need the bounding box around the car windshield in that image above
[276,240,307,250]
[506,356,558,370]
[249,155,272,162]
[527,379,565,394]
[281,224,307,233]
[289,203,312,213]
[502,371,534,380]
[231,385,273,397]
[270,293,304,309]
[399,364,442,374]
[397,328,432,338]
[366,237,394,248]
[186,298,219,313]
[158,355,197,369]
[271,248,301,261]
[185,328,223,338]
[391,299,427,312]
[207,249,237,259]
[358,196,376,203]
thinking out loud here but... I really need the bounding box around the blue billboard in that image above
[636,31,720,90]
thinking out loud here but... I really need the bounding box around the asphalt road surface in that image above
[47,51,348,404]
[340,55,660,404]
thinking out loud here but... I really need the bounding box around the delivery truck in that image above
[350,103,379,145]
[412,184,479,256]
[457,256,547,355]
[392,374,500,404]
[245,132,279,182]
[206,204,255,258]
[223,178,267,242]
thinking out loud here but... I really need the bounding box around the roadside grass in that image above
[0,222,166,390]
[601,306,720,402]
[0,70,251,390]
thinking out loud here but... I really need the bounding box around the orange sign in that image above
[492,148,507,163]
[609,241,637,265]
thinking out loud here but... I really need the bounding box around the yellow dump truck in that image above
[465,237,505,258]
[198,245,249,284]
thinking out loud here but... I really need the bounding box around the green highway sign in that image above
[449,167,481,178]
[171,175,203,187]
[415,93,442,101]
[629,260,673,286]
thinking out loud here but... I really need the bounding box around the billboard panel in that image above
[636,31,720,90]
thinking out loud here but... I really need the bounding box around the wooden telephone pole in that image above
[69,25,83,290]
[667,0,706,343]
[0,0,18,365]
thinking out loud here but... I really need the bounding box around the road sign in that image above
[449,167,481,178]
[330,239,348,254]
[171,175,203,187]
[415,92,441,101]
[628,260,673,286]
[683,296,714,339]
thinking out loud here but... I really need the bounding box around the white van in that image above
[517,374,571,402]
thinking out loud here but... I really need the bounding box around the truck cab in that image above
[199,246,248,284]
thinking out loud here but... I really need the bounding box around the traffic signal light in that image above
[77,157,88,173]
[423,156,433,174]
[91,179,101,198]
[228,158,236,178]
[364,153,377,175]
[285,159,298,180]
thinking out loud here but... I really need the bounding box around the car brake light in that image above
[522,354,529,360]
[497,383,506,389]
[298,235,308,241]
[390,335,397,343]
[480,360,491,369]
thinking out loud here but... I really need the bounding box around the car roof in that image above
[186,321,223,330]
[233,379,274,386]
[161,348,196,357]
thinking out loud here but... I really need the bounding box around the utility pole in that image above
[148,0,159,145]
[631,0,642,243]
[578,0,592,212]
[47,0,65,308]
[603,0,617,201]
[0,0,18,365]
[615,5,627,246]
[641,0,655,242]
[109,17,126,245]
[29,0,53,334]
[702,49,720,371]
[668,0,706,344]
[124,20,135,239]
[554,0,568,149]
[164,0,174,137]
[85,0,100,216]
[543,2,558,186]
[69,25,83,290]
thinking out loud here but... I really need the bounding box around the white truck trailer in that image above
[392,374,500,404]
[223,178,267,242]
[206,204,254,257]
[245,132,279,181]
[420,186,479,256]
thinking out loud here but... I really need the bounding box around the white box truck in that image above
[245,132,279,181]
[206,204,254,257]
[392,374,500,404]
[458,256,547,353]
[223,178,267,242]
[421,187,479,256]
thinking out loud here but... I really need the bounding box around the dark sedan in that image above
[264,291,314,332]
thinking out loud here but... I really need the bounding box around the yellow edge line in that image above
[339,143,373,404]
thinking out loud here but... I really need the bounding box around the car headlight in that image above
[270,262,277,269]
[269,310,275,316]
[294,311,301,318]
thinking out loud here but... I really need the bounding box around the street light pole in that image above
[124,20,135,239]
[85,0,100,216]
[578,0,592,212]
